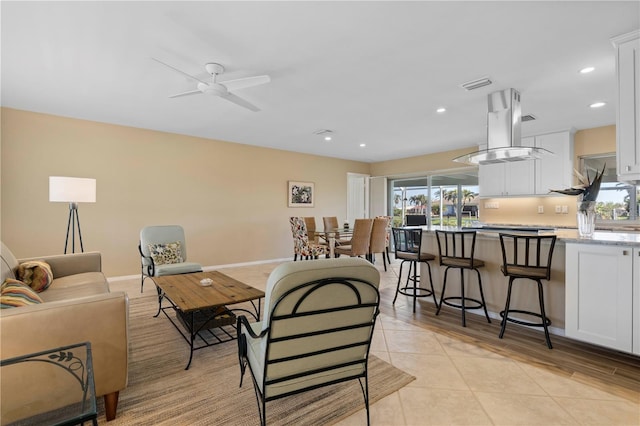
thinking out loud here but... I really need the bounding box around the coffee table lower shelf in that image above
[161,305,238,368]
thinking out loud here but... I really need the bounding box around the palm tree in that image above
[408,194,428,214]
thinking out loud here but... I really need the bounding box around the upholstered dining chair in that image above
[322,216,351,246]
[368,217,390,270]
[237,257,380,426]
[289,217,328,261]
[334,218,374,259]
[138,225,203,293]
[375,215,393,264]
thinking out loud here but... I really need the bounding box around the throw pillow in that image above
[17,260,54,293]
[148,241,183,265]
[1,278,44,308]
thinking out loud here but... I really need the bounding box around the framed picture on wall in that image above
[288,181,315,207]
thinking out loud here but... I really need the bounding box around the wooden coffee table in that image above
[152,271,265,370]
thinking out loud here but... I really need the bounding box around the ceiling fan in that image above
[153,58,270,112]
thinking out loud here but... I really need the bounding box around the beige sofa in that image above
[0,242,129,422]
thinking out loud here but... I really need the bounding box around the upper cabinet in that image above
[534,130,574,195]
[478,131,573,197]
[612,30,640,183]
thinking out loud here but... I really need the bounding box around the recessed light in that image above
[359,143,366,148]
[324,136,332,141]
[436,107,446,113]
[580,66,595,74]
[590,102,606,108]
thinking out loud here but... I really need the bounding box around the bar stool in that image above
[435,230,491,327]
[391,227,439,313]
[498,233,557,349]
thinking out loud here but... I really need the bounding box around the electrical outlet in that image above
[555,205,562,213]
[537,205,544,214]
[561,205,568,214]
[484,202,499,209]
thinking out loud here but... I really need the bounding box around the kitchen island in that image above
[416,226,640,354]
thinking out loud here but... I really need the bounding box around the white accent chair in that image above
[138,225,202,292]
[237,257,380,425]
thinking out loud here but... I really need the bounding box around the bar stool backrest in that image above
[392,227,423,256]
[498,233,557,280]
[435,230,478,268]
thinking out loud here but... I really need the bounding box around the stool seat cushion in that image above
[395,252,435,262]
[501,265,548,279]
[441,257,484,269]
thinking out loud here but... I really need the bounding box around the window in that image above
[390,171,479,227]
[581,155,639,222]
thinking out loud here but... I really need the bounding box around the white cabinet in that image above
[478,131,573,197]
[634,248,640,355]
[612,30,640,183]
[478,137,535,197]
[565,243,637,353]
[534,130,574,195]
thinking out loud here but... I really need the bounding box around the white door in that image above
[347,173,369,224]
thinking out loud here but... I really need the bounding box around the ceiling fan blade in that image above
[152,57,208,84]
[168,89,203,98]
[220,92,260,112]
[220,75,270,92]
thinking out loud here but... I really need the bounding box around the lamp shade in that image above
[49,176,96,203]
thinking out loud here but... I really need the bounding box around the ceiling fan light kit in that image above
[153,58,270,112]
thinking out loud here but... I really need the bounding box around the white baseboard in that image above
[106,257,291,283]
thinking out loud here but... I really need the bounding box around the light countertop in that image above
[419,226,640,247]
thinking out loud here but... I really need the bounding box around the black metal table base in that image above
[154,289,261,370]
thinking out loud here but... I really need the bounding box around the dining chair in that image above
[334,219,374,258]
[236,257,380,426]
[375,215,393,264]
[368,217,390,271]
[289,217,328,260]
[322,216,351,246]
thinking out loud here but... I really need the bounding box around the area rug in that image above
[98,294,415,425]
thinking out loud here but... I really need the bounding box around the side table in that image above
[1,342,97,426]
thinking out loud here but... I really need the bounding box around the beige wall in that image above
[479,125,616,226]
[370,146,477,177]
[1,108,369,277]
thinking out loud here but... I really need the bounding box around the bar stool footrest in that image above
[500,309,551,328]
[398,287,434,298]
[441,296,485,311]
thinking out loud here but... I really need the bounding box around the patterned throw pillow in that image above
[1,278,44,308]
[17,260,54,293]
[148,241,183,265]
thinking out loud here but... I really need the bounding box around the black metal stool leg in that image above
[393,260,406,305]
[475,269,491,323]
[537,280,553,349]
[460,269,466,327]
[425,261,439,309]
[436,267,450,316]
[412,260,417,313]
[499,278,514,339]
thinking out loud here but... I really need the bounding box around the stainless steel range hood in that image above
[454,88,552,165]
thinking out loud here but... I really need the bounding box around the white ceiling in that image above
[2,1,638,163]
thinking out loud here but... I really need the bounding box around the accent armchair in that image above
[138,225,203,292]
[237,257,380,425]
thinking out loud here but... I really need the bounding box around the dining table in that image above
[315,228,354,258]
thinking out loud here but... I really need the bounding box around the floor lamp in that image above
[49,176,97,254]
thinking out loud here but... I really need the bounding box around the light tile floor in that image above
[116,259,640,425]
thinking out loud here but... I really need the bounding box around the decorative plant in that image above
[549,164,606,212]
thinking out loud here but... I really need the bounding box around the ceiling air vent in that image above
[460,77,492,91]
[521,114,537,122]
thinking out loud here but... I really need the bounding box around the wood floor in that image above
[378,286,640,403]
